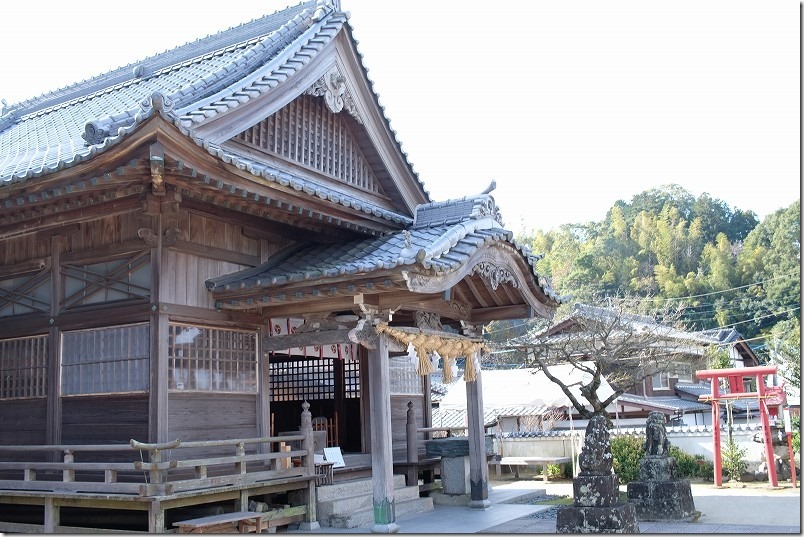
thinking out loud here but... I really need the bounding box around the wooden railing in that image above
[0,434,312,497]
[0,404,318,499]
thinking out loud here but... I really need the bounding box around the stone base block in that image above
[556,503,639,533]
[573,473,620,507]
[626,479,697,521]
[429,492,470,506]
[440,455,470,495]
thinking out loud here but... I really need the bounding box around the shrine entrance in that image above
[695,365,785,487]
[268,354,363,453]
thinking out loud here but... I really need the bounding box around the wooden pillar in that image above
[147,205,169,444]
[367,331,399,533]
[150,312,169,443]
[465,350,490,508]
[46,235,63,460]
[258,326,271,454]
[297,401,320,530]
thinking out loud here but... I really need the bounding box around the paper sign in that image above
[323,447,345,468]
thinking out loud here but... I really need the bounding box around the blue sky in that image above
[0,0,798,232]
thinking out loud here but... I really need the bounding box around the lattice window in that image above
[0,335,48,399]
[62,251,151,310]
[344,358,360,399]
[236,95,381,193]
[61,324,150,395]
[269,358,334,402]
[0,267,52,318]
[168,324,258,393]
[389,355,423,395]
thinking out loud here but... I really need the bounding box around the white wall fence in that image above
[496,423,788,471]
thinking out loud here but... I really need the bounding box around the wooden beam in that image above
[469,304,532,323]
[261,329,353,351]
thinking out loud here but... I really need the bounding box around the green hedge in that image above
[610,435,708,483]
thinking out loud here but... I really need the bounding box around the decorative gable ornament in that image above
[304,67,363,124]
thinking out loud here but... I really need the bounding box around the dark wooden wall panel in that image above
[168,392,258,457]
[61,394,149,445]
[0,399,47,446]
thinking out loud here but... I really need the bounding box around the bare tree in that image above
[500,298,708,421]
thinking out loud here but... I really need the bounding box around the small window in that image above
[651,371,671,391]
[61,324,149,395]
[0,335,48,399]
[389,355,423,395]
[168,324,257,393]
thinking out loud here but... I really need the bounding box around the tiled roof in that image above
[0,0,428,224]
[617,393,710,413]
[0,1,323,182]
[206,193,563,303]
[675,382,711,398]
[431,405,549,430]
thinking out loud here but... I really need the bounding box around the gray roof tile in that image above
[0,0,429,223]
[206,193,563,304]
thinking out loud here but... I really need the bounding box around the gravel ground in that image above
[508,494,568,519]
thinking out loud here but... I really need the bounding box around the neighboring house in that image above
[514,304,769,427]
[0,1,562,531]
[435,364,616,433]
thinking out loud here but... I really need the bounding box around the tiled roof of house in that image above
[675,382,711,398]
[206,193,562,302]
[617,393,710,413]
[0,0,426,225]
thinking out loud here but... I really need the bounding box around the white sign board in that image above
[323,447,345,468]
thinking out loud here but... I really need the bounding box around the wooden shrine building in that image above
[0,0,561,532]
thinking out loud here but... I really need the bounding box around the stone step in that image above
[327,496,434,529]
[317,483,421,520]
[316,474,407,502]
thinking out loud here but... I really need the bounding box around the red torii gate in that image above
[695,365,783,487]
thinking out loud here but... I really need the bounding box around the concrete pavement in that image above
[292,477,800,534]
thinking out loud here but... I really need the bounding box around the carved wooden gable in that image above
[234,93,383,197]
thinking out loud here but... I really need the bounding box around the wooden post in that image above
[297,401,320,530]
[368,331,399,532]
[62,450,75,482]
[236,442,246,474]
[44,497,59,533]
[464,349,490,508]
[148,500,165,533]
[405,401,418,487]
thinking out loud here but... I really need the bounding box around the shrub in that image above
[669,445,700,478]
[547,464,564,479]
[696,457,715,481]
[793,415,800,454]
[721,438,748,480]
[611,435,643,483]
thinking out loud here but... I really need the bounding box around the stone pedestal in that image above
[627,456,696,521]
[426,438,471,505]
[556,415,639,534]
[557,503,640,533]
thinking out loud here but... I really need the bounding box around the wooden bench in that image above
[492,456,571,482]
[173,511,266,533]
[173,505,307,533]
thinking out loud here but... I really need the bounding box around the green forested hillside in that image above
[514,184,800,361]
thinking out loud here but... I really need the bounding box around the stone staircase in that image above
[316,474,433,528]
